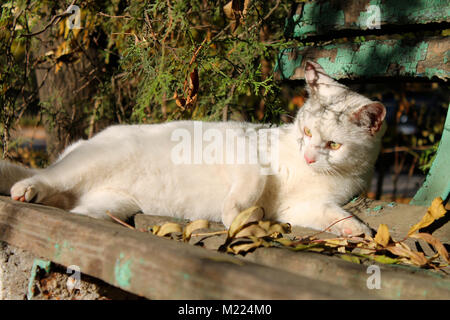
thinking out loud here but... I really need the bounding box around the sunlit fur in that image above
[0,62,385,236]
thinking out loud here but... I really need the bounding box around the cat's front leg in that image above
[221,170,267,228]
[282,202,373,237]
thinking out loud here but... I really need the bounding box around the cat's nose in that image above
[304,154,316,164]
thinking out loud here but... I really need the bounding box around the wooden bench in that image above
[274,0,450,207]
[0,0,449,300]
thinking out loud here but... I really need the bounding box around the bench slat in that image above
[0,197,372,299]
[275,37,449,81]
[286,0,450,39]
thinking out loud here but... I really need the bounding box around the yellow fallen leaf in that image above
[372,255,399,264]
[183,219,209,242]
[340,254,360,264]
[274,238,294,246]
[324,239,348,247]
[408,197,447,235]
[409,233,449,263]
[258,220,271,231]
[227,240,263,254]
[266,222,291,235]
[154,222,182,237]
[292,243,325,252]
[374,224,391,247]
[337,246,346,253]
[235,224,269,238]
[228,206,264,238]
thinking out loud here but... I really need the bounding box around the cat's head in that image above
[295,61,386,175]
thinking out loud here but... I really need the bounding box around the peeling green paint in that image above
[291,2,345,38]
[372,205,383,211]
[182,273,190,280]
[366,205,384,214]
[316,40,429,78]
[54,243,61,259]
[274,48,303,79]
[276,39,449,80]
[114,253,132,288]
[423,67,447,79]
[53,240,74,260]
[387,202,396,208]
[27,259,51,300]
[288,0,450,38]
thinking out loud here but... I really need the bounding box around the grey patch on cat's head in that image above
[300,60,386,137]
[293,61,387,180]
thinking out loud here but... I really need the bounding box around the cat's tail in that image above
[0,160,37,195]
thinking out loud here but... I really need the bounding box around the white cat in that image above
[0,61,385,236]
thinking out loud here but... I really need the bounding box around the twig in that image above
[98,12,134,19]
[191,230,227,237]
[106,211,135,230]
[182,37,207,93]
[22,0,77,37]
[188,37,208,67]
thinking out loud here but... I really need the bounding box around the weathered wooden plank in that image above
[243,248,450,300]
[286,0,450,39]
[411,105,450,206]
[0,196,376,299]
[134,199,450,299]
[274,37,450,81]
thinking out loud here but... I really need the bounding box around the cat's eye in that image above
[327,141,342,150]
[304,127,312,137]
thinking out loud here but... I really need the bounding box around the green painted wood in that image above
[274,37,450,81]
[27,259,51,300]
[286,0,450,39]
[411,105,450,206]
[0,197,372,299]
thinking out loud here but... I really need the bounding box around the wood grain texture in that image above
[134,198,450,299]
[0,196,376,299]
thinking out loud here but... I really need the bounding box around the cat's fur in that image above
[0,61,386,236]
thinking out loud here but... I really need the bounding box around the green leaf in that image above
[340,254,361,264]
[372,255,399,264]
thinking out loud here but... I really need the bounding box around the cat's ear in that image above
[351,102,386,135]
[304,61,340,94]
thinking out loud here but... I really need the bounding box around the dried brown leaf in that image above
[188,68,199,99]
[408,197,447,235]
[409,233,449,263]
[386,242,428,266]
[173,92,186,108]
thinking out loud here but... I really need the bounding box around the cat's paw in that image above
[331,217,373,237]
[10,179,45,203]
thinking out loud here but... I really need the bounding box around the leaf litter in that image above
[108,197,449,272]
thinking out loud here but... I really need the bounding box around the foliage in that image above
[0,0,293,157]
